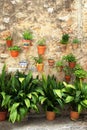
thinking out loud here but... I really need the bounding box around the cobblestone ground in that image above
[0,115,87,130]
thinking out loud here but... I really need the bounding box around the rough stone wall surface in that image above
[0,0,87,79]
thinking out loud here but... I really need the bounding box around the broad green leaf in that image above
[27,93,32,99]
[9,103,19,112]
[65,96,74,103]
[24,98,30,108]
[78,104,82,113]
[39,96,47,104]
[53,89,62,98]
[63,82,75,89]
[19,77,25,83]
[9,109,17,123]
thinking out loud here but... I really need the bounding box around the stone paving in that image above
[0,115,87,130]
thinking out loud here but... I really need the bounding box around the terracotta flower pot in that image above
[46,111,56,121]
[0,111,7,121]
[6,40,12,47]
[37,46,46,55]
[36,63,44,72]
[69,62,76,69]
[70,111,79,121]
[48,59,55,67]
[10,50,19,57]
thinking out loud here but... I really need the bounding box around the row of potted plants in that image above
[0,65,87,123]
[5,30,80,58]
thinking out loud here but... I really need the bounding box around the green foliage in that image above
[74,69,87,79]
[63,66,72,75]
[60,34,69,44]
[63,80,87,113]
[36,74,65,113]
[37,38,46,46]
[72,38,80,44]
[0,65,12,110]
[23,30,33,40]
[63,53,76,62]
[8,71,39,123]
[9,45,21,51]
[33,55,43,64]
[6,36,12,40]
[56,60,63,67]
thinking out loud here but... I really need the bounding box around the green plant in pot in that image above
[9,45,21,57]
[33,55,44,72]
[0,65,12,121]
[8,71,39,123]
[22,30,33,47]
[55,60,63,72]
[72,38,80,49]
[37,38,46,55]
[63,66,72,82]
[6,36,13,47]
[60,34,69,45]
[74,68,87,80]
[63,53,76,68]
[63,80,87,120]
[36,74,64,120]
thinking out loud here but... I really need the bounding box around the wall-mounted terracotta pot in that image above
[10,50,19,57]
[37,45,46,55]
[6,40,13,47]
[36,63,44,72]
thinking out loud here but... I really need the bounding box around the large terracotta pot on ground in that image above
[70,111,79,121]
[0,111,7,121]
[10,50,19,57]
[37,45,46,55]
[46,111,56,121]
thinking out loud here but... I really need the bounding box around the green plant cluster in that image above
[23,30,33,40]
[0,65,87,123]
[72,38,80,44]
[9,45,21,51]
[60,34,69,44]
[37,38,46,46]
[6,36,13,40]
[33,55,43,64]
[63,53,76,62]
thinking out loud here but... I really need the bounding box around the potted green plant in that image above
[63,81,87,120]
[8,71,39,123]
[9,45,21,57]
[37,75,64,121]
[63,53,76,68]
[60,33,69,44]
[72,38,80,49]
[74,68,87,80]
[22,30,33,48]
[0,65,12,121]
[37,38,46,55]
[55,60,63,72]
[33,55,44,72]
[6,36,13,47]
[63,66,72,82]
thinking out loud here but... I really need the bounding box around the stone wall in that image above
[0,0,87,79]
